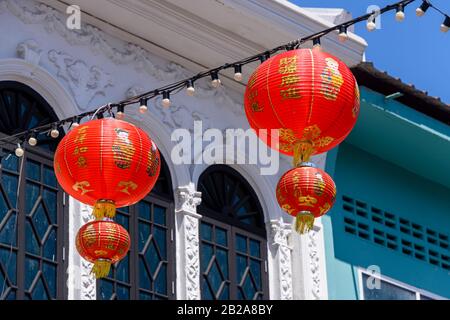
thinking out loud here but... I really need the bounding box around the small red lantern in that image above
[76,219,130,278]
[244,47,359,165]
[276,163,336,234]
[54,118,160,219]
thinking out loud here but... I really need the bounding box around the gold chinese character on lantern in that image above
[279,56,297,74]
[280,88,301,100]
[280,75,300,87]
[76,156,87,168]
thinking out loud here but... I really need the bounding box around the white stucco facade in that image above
[0,0,366,300]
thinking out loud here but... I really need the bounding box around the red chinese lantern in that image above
[276,163,336,234]
[76,219,130,278]
[244,47,359,166]
[54,118,161,220]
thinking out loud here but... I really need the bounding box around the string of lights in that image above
[416,0,450,32]
[0,0,448,158]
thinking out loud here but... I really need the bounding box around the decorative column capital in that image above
[175,182,202,218]
[270,218,292,249]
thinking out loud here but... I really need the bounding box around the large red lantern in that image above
[54,118,160,220]
[276,164,336,234]
[76,219,130,278]
[244,47,359,165]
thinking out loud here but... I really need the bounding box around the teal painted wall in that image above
[324,143,450,299]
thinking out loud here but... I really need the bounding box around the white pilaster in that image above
[268,218,294,300]
[67,197,96,300]
[175,183,202,300]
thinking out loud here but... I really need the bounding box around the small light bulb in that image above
[416,1,430,17]
[441,16,450,33]
[51,127,60,138]
[116,111,125,120]
[28,136,37,146]
[396,11,405,22]
[338,26,348,42]
[234,65,243,82]
[162,92,171,108]
[186,80,195,96]
[15,144,24,157]
[211,72,221,88]
[367,20,376,31]
[139,105,148,113]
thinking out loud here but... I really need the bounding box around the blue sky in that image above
[290,0,450,103]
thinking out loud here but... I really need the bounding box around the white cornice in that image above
[43,0,366,92]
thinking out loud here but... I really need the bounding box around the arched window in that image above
[197,165,269,300]
[0,81,66,300]
[97,156,175,300]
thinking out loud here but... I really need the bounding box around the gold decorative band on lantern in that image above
[292,140,314,167]
[92,199,116,220]
[295,211,315,234]
[91,258,112,279]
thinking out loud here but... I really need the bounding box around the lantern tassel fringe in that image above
[295,212,315,234]
[92,200,116,220]
[91,260,112,279]
[293,141,314,167]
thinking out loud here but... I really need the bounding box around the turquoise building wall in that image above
[323,87,450,299]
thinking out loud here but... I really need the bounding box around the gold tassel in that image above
[295,211,315,234]
[92,200,116,220]
[293,141,314,167]
[92,259,112,279]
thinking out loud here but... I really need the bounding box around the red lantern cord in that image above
[76,219,130,278]
[54,118,161,220]
[276,163,336,234]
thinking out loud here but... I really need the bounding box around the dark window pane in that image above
[200,243,213,273]
[2,173,18,208]
[42,262,57,298]
[216,248,228,278]
[25,221,40,255]
[0,191,9,223]
[236,234,247,253]
[139,256,152,289]
[116,285,130,300]
[219,283,229,300]
[43,166,57,187]
[98,279,114,300]
[42,228,57,261]
[31,203,50,241]
[26,160,40,181]
[154,205,166,225]
[42,189,57,223]
[154,264,167,295]
[202,278,214,300]
[138,201,151,220]
[115,213,129,231]
[1,155,18,172]
[0,248,17,285]
[153,226,166,258]
[25,257,39,290]
[249,239,260,258]
[250,259,262,288]
[138,222,150,252]
[25,183,39,214]
[216,227,227,246]
[144,240,160,275]
[116,255,129,283]
[201,223,213,241]
[139,291,152,300]
[31,277,49,300]
[236,254,247,283]
[0,213,17,246]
